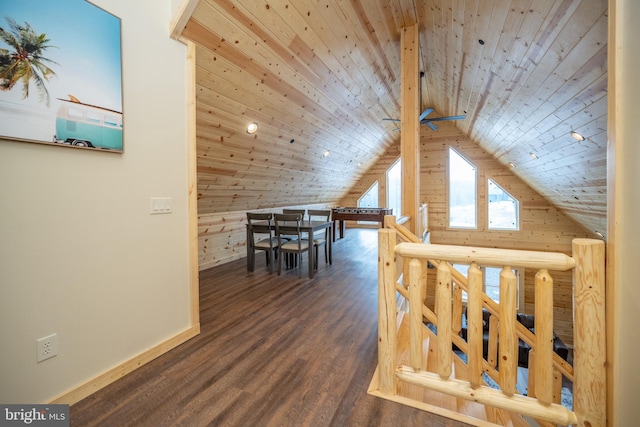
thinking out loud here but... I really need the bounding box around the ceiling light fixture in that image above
[595,231,604,238]
[323,150,330,157]
[529,152,538,160]
[508,162,515,168]
[571,131,585,141]
[246,122,258,134]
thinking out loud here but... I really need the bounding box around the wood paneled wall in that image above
[341,121,591,345]
[198,204,330,271]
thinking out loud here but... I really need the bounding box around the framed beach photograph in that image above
[0,0,123,152]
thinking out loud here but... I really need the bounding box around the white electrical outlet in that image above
[36,333,58,363]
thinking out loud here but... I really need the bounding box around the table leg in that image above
[308,239,314,279]
[328,225,332,265]
[246,226,252,271]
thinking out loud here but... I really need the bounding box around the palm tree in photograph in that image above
[0,17,57,106]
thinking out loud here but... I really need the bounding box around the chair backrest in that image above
[308,209,331,238]
[282,209,306,221]
[274,213,303,244]
[307,209,331,222]
[247,212,274,242]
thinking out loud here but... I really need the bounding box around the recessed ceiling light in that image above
[571,131,585,141]
[323,150,330,157]
[246,122,258,134]
[529,152,538,160]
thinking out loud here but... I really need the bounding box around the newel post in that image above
[378,228,398,395]
[572,238,606,426]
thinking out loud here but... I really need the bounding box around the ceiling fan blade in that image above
[419,108,434,121]
[425,121,438,131]
[424,115,467,122]
[382,118,400,122]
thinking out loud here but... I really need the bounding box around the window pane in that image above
[484,267,501,303]
[488,179,519,230]
[449,148,476,228]
[358,182,378,208]
[485,267,519,308]
[358,182,379,224]
[453,264,469,302]
[387,159,401,217]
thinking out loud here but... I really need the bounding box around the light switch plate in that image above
[150,197,172,214]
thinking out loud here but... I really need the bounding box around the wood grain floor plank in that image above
[70,229,471,426]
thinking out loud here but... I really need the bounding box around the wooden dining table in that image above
[246,219,333,279]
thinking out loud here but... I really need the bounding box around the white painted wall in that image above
[611,0,640,424]
[0,0,192,403]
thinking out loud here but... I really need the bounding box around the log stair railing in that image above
[368,215,606,427]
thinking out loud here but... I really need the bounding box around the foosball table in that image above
[331,207,393,241]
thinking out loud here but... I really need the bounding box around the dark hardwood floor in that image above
[70,228,471,426]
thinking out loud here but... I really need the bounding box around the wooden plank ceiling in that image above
[178,0,607,236]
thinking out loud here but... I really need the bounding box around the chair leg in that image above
[248,250,254,272]
[314,246,318,271]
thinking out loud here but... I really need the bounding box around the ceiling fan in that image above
[383,108,466,131]
[383,71,466,131]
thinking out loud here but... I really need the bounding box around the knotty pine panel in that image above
[198,204,330,270]
[183,0,607,243]
[343,123,590,344]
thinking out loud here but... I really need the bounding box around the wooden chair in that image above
[308,209,332,270]
[281,209,307,266]
[246,212,280,274]
[274,213,311,278]
[282,209,306,220]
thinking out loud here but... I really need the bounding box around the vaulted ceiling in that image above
[174,0,607,237]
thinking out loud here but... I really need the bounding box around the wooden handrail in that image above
[394,242,576,271]
[377,215,605,426]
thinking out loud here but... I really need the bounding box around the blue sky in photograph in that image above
[0,0,122,111]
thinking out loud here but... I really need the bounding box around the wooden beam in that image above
[187,41,200,326]
[170,0,200,41]
[400,25,420,234]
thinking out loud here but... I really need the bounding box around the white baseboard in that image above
[51,324,200,405]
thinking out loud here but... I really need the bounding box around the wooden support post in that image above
[400,24,420,234]
[377,229,398,396]
[452,285,463,334]
[499,266,518,396]
[467,262,483,388]
[535,269,554,406]
[409,258,424,370]
[487,313,498,369]
[572,238,606,426]
[436,262,452,379]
